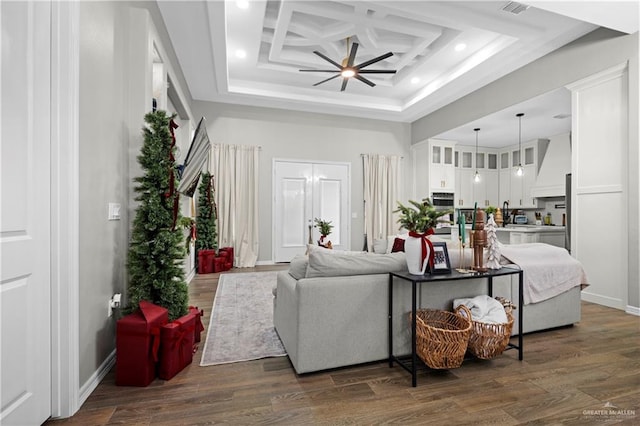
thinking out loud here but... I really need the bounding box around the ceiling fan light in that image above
[341,68,356,78]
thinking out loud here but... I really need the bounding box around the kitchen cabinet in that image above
[455,146,499,208]
[429,140,455,193]
[496,226,566,248]
[499,150,511,206]
[455,168,475,208]
[501,141,544,208]
[472,155,499,208]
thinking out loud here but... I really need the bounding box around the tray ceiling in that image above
[158,1,637,124]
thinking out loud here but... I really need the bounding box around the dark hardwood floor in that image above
[46,266,640,425]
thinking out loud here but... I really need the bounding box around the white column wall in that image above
[568,64,629,309]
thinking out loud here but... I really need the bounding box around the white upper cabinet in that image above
[429,139,456,193]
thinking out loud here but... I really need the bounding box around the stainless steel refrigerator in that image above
[565,173,571,253]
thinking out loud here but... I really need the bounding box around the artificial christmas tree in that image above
[126,110,189,321]
[195,171,218,273]
[486,213,502,270]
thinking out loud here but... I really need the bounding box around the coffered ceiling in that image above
[158,1,638,127]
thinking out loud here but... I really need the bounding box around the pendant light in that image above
[473,128,481,183]
[516,113,524,177]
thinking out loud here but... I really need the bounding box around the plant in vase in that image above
[394,198,453,274]
[314,218,334,249]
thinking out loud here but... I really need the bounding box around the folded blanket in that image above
[500,243,589,304]
[454,295,508,324]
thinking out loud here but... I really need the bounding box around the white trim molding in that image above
[49,0,80,419]
[626,305,640,316]
[79,350,116,407]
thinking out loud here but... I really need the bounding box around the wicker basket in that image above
[455,304,514,360]
[411,305,472,369]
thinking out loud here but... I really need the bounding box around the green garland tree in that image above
[127,110,188,321]
[195,171,218,254]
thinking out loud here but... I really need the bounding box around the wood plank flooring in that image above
[46,266,640,425]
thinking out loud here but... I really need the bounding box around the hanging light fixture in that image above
[474,128,481,183]
[516,113,524,177]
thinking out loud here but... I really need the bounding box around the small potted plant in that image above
[314,218,334,249]
[394,198,453,274]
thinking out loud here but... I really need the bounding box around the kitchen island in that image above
[496,225,565,247]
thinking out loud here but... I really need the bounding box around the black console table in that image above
[388,267,524,387]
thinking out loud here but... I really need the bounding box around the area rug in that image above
[200,271,286,366]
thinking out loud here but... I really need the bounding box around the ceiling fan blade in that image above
[346,42,359,67]
[357,69,397,74]
[300,69,342,72]
[355,74,376,87]
[340,77,349,92]
[355,52,393,70]
[313,51,342,69]
[313,74,341,86]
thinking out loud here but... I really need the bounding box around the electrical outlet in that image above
[108,298,113,317]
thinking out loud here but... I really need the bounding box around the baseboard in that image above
[581,292,624,310]
[256,260,276,266]
[185,268,195,283]
[79,349,115,408]
[626,305,640,316]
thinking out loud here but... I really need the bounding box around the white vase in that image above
[404,235,430,275]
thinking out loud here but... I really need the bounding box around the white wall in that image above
[191,102,413,262]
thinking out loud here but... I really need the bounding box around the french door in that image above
[273,160,350,262]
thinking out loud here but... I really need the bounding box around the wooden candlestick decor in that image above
[473,210,488,272]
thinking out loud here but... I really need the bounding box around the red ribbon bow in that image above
[409,229,435,272]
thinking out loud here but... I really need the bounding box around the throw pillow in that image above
[373,238,387,254]
[391,237,405,252]
[386,233,408,253]
[288,254,309,280]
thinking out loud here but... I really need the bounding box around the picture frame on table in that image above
[431,242,451,274]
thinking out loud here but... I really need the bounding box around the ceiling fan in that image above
[299,38,397,91]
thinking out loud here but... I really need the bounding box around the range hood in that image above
[531,132,571,198]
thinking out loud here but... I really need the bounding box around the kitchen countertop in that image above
[497,225,565,233]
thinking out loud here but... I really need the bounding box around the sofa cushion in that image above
[306,246,407,278]
[288,254,309,280]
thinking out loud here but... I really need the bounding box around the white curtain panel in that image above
[211,144,260,267]
[363,154,401,252]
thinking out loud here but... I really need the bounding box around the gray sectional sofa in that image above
[273,244,582,374]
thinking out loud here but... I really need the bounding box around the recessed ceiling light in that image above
[235,49,247,59]
[455,43,467,52]
[411,77,420,84]
[236,0,249,9]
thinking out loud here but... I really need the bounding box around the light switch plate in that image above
[108,203,121,221]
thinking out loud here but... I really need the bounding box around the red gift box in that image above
[189,306,205,343]
[212,256,227,273]
[158,311,197,380]
[197,249,216,274]
[219,247,234,267]
[116,301,168,386]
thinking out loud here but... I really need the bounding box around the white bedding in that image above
[500,243,589,304]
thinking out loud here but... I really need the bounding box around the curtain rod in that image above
[360,154,403,159]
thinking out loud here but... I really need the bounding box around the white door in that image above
[1,1,52,424]
[273,160,350,262]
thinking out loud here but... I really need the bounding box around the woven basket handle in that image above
[454,304,473,321]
